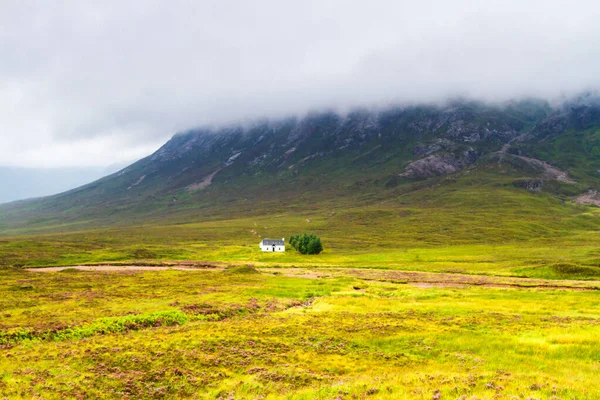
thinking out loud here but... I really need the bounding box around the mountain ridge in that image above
[1,96,599,234]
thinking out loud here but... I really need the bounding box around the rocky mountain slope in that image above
[1,96,599,233]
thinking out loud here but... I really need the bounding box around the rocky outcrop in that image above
[575,190,600,206]
[443,117,519,143]
[513,179,544,192]
[400,148,478,178]
[509,155,576,184]
[532,102,600,140]
[412,139,454,158]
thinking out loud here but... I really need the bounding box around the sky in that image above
[1,0,600,169]
[0,164,124,203]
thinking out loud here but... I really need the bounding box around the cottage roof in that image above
[261,238,284,246]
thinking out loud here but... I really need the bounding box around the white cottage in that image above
[260,238,285,252]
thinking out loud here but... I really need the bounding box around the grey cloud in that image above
[1,0,600,167]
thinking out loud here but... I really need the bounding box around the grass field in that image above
[2,164,600,398]
[1,266,600,399]
[2,179,600,281]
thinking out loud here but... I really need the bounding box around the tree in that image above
[289,234,298,249]
[306,236,323,254]
[289,233,323,254]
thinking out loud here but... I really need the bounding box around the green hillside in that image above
[1,98,600,278]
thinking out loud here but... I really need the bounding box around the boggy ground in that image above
[1,265,600,399]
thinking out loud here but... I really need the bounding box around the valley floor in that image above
[1,265,600,399]
[2,180,600,398]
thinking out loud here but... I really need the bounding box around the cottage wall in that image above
[259,239,285,252]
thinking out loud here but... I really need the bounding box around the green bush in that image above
[0,311,189,345]
[551,263,600,277]
[289,233,323,255]
[223,265,259,274]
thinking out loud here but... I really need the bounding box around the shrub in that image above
[289,233,323,255]
[551,263,600,277]
[224,265,259,274]
[0,311,189,345]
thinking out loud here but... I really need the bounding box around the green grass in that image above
[1,172,600,281]
[1,267,600,398]
[2,140,600,397]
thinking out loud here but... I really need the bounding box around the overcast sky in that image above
[1,0,600,168]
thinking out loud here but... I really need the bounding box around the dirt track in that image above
[262,267,600,291]
[496,133,576,184]
[25,265,221,273]
[512,154,576,184]
[576,191,600,207]
[25,265,600,291]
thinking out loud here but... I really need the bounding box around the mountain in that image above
[1,97,600,234]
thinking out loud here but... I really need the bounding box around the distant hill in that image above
[1,96,600,234]
[0,164,125,204]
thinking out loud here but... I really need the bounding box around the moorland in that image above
[2,98,600,398]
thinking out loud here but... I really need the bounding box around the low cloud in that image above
[1,0,599,167]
